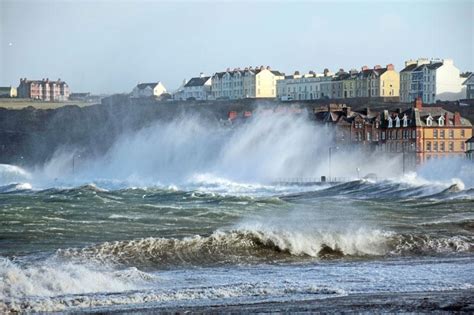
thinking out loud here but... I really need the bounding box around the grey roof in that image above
[466,136,474,143]
[400,64,418,73]
[463,73,474,85]
[137,82,160,89]
[184,76,210,87]
[426,62,443,70]
[385,106,472,127]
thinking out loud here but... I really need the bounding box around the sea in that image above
[0,113,473,313]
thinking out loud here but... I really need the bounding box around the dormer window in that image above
[395,116,400,128]
[402,114,408,127]
[426,115,433,126]
[388,117,393,128]
[438,116,445,126]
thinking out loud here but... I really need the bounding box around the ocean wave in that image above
[282,179,472,202]
[58,226,473,268]
[0,182,32,193]
[0,256,344,313]
[0,257,154,312]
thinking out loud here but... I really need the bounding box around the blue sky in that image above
[1,0,473,94]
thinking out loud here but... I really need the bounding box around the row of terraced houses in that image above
[167,58,473,104]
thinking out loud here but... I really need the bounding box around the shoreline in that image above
[83,290,474,314]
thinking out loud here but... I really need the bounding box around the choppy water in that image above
[1,114,473,312]
[1,175,473,313]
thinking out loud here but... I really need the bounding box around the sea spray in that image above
[35,110,409,188]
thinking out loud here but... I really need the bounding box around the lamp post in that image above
[402,142,415,175]
[328,146,338,182]
[72,154,81,175]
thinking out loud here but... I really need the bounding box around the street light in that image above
[402,143,415,175]
[72,154,81,175]
[328,146,338,182]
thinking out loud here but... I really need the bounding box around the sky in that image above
[0,0,473,94]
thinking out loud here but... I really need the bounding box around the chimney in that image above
[414,97,423,109]
[444,112,449,124]
[361,65,368,71]
[386,64,394,70]
[200,72,204,78]
[342,106,352,116]
[405,60,416,67]
[374,65,381,70]
[454,112,461,126]
[366,107,371,116]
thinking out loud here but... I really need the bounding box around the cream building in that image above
[0,86,17,98]
[212,66,284,99]
[354,64,399,98]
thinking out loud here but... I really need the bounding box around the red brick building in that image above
[17,78,70,101]
[314,99,472,169]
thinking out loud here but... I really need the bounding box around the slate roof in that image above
[384,106,472,127]
[137,82,160,89]
[426,62,443,70]
[184,77,210,87]
[400,64,418,73]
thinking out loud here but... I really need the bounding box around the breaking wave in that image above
[59,227,472,268]
[0,256,343,313]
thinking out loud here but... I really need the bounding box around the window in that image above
[440,130,445,138]
[426,116,433,126]
[449,142,454,151]
[440,142,445,151]
[427,141,431,151]
[438,116,444,126]
[434,129,438,138]
[461,129,465,137]
[434,142,438,151]
[449,130,454,138]
[381,131,386,140]
[461,142,465,151]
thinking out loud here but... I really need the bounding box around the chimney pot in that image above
[454,112,462,126]
[414,97,423,109]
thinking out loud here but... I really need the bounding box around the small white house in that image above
[181,75,211,100]
[131,82,166,98]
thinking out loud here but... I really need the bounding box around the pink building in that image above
[17,78,70,101]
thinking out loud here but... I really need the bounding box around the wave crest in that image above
[58,226,472,267]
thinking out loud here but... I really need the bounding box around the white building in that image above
[177,75,212,100]
[400,58,465,104]
[211,66,284,99]
[131,82,167,98]
[462,73,474,99]
[277,71,334,101]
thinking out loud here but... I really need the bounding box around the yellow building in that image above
[354,64,399,98]
[379,64,399,97]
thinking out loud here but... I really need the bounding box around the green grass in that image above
[0,98,94,110]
